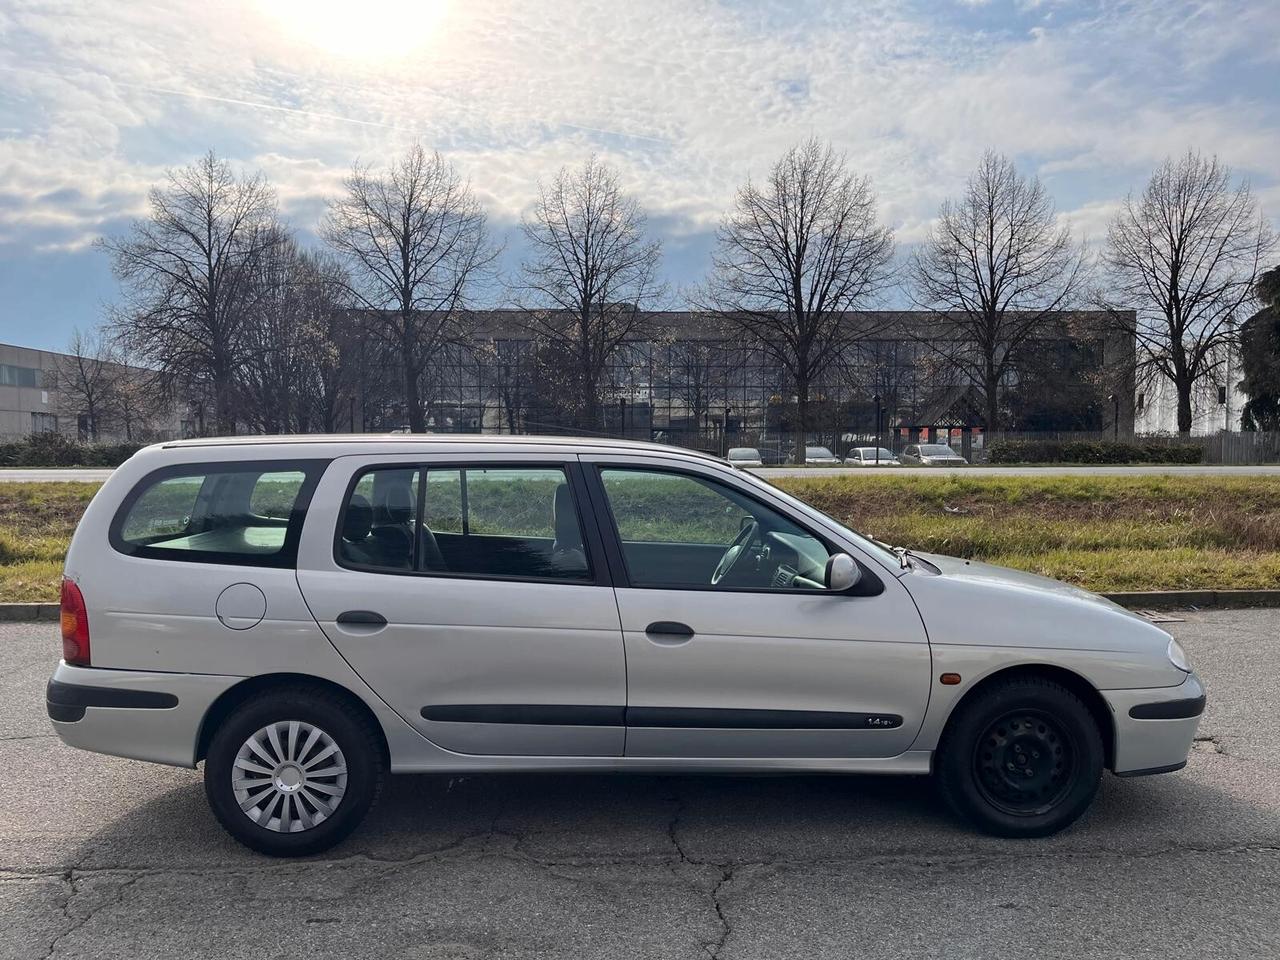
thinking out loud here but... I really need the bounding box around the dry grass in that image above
[776,474,1280,591]
[2,475,1279,600]
[0,483,99,603]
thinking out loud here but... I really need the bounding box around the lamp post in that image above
[874,394,882,464]
[1107,394,1119,440]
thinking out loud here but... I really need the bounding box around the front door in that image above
[584,459,931,759]
[296,455,626,757]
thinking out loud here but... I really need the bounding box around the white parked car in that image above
[50,435,1203,855]
[804,445,842,465]
[901,443,969,466]
[845,447,901,467]
[725,447,764,468]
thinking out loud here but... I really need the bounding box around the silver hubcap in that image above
[232,720,348,833]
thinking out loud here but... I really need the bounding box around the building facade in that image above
[0,341,184,441]
[351,310,1135,456]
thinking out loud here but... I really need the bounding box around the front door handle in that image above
[336,610,387,628]
[645,621,695,642]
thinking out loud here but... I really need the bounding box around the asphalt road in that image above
[2,611,1278,959]
[6,464,1280,483]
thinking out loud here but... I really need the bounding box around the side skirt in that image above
[388,750,934,776]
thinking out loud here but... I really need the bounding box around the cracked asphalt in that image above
[2,610,1278,959]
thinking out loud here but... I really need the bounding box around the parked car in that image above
[845,446,901,467]
[804,445,842,465]
[50,435,1203,855]
[725,447,764,468]
[900,443,968,466]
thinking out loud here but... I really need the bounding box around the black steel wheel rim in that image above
[972,709,1076,817]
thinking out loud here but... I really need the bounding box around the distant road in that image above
[0,468,115,482]
[755,464,1280,478]
[5,464,1280,482]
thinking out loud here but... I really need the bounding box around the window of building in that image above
[112,463,321,567]
[1,364,41,389]
[30,412,57,434]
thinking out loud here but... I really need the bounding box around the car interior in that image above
[338,468,590,580]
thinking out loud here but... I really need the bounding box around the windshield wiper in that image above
[891,545,914,570]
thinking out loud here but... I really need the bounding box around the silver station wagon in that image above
[49,436,1205,856]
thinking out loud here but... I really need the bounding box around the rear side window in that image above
[337,464,591,582]
[111,461,324,567]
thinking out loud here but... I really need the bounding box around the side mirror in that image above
[824,553,861,592]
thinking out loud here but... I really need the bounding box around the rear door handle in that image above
[645,621,695,643]
[336,610,387,627]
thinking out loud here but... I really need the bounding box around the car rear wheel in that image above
[204,685,385,856]
[937,677,1103,837]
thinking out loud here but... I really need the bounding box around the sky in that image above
[0,0,1278,352]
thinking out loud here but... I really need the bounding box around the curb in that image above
[0,603,60,622]
[1103,589,1280,610]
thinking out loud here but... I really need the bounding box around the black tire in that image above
[936,677,1103,837]
[204,684,385,857]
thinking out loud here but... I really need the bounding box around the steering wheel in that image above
[711,518,760,586]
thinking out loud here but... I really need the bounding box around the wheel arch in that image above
[195,673,390,765]
[940,664,1116,771]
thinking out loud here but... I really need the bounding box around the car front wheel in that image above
[937,676,1103,837]
[204,685,385,856]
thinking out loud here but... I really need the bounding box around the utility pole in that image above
[874,394,882,464]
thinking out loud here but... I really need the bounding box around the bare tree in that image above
[238,230,311,433]
[655,335,742,441]
[702,138,894,461]
[299,252,363,433]
[101,151,281,434]
[323,144,495,433]
[1104,151,1276,435]
[514,156,664,433]
[910,152,1088,432]
[55,329,122,440]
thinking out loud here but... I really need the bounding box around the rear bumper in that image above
[1103,671,1206,775]
[47,662,242,768]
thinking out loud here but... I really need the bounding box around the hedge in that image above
[987,438,1204,465]
[0,433,146,468]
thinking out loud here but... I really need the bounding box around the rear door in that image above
[296,454,626,757]
[581,455,931,759]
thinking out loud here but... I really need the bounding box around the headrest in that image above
[379,481,414,525]
[553,483,581,549]
[343,494,373,542]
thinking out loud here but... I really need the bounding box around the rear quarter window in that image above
[110,460,326,567]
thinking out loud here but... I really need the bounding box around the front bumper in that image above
[1103,670,1206,776]
[47,662,242,768]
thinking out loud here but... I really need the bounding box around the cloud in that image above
[0,0,1276,278]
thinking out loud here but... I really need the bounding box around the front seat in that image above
[370,478,415,569]
[549,483,587,574]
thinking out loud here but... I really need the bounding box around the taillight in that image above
[60,578,90,666]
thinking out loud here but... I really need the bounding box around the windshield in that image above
[919,444,956,456]
[806,447,835,458]
[727,448,760,460]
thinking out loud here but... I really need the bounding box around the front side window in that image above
[338,464,591,582]
[599,468,834,590]
[113,463,320,566]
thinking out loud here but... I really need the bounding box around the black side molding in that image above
[421,704,626,726]
[420,703,902,730]
[1128,696,1206,720]
[626,706,903,730]
[46,679,178,723]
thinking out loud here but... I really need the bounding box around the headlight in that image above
[1167,639,1191,672]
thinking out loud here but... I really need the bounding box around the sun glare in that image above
[259,0,449,60]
